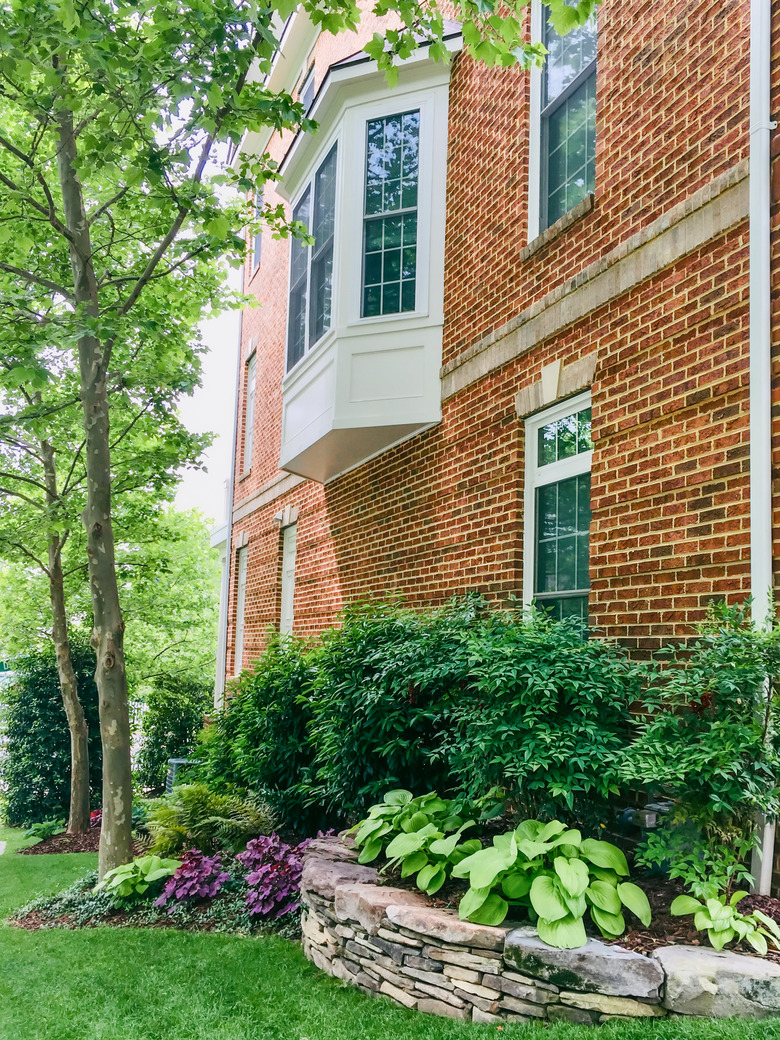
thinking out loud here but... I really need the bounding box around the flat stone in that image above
[377,926,421,947]
[504,930,663,999]
[330,958,355,984]
[335,883,425,935]
[417,998,468,1019]
[450,977,501,1000]
[547,1004,596,1025]
[425,947,505,971]
[442,964,482,985]
[306,835,357,863]
[335,924,355,940]
[302,856,378,902]
[379,981,417,1009]
[492,975,559,1004]
[560,992,666,1017]
[404,954,442,972]
[400,965,452,988]
[455,991,501,1014]
[413,980,467,1007]
[500,995,547,1018]
[386,904,510,951]
[472,1008,503,1024]
[355,971,380,993]
[654,945,780,1018]
[502,969,559,993]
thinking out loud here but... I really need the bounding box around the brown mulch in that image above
[17,828,143,856]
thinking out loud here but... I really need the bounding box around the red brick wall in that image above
[225,0,763,675]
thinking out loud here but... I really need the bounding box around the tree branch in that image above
[0,261,74,300]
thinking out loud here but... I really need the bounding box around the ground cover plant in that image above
[3,824,780,1040]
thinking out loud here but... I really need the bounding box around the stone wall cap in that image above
[301,855,378,901]
[334,882,426,935]
[386,903,511,951]
[653,945,780,1018]
[504,931,663,999]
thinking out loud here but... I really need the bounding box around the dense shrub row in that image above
[196,599,780,842]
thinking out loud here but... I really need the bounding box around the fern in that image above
[146,784,276,855]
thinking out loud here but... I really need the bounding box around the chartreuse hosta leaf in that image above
[537,914,587,949]
[529,875,570,922]
[554,856,589,898]
[617,882,652,927]
[671,890,780,956]
[590,905,626,938]
[579,838,629,876]
[586,880,622,915]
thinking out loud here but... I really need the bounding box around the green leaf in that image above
[708,926,735,951]
[590,905,626,938]
[730,890,750,907]
[745,930,769,956]
[502,872,532,901]
[358,838,382,863]
[417,863,446,894]
[466,893,509,926]
[459,885,492,920]
[752,910,780,942]
[401,811,430,833]
[586,880,621,915]
[400,850,428,877]
[385,831,426,859]
[529,875,570,922]
[537,914,588,949]
[554,856,589,898]
[617,882,652,927]
[579,839,629,876]
[384,789,413,806]
[670,894,702,917]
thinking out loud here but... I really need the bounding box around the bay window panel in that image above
[287,186,310,370]
[362,110,419,317]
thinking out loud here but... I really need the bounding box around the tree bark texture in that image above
[41,434,91,834]
[55,103,133,876]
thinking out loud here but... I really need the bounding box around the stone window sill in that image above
[521,193,595,262]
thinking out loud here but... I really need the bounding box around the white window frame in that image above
[234,544,249,675]
[243,351,256,473]
[299,66,315,115]
[522,391,592,610]
[527,0,597,241]
[285,138,341,372]
[252,192,263,271]
[279,523,297,635]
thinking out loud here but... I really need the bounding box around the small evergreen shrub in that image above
[440,610,643,821]
[145,782,275,855]
[0,635,102,826]
[135,674,210,794]
[195,636,319,829]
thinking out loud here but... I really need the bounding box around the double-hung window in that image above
[362,110,419,317]
[287,142,338,370]
[540,13,597,229]
[243,353,256,472]
[524,394,592,621]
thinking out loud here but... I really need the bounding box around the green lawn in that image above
[1,825,778,1040]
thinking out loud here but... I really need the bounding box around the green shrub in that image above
[98,855,181,901]
[135,674,211,794]
[308,599,479,821]
[635,821,754,900]
[145,782,275,855]
[440,610,643,821]
[24,819,66,840]
[195,636,319,829]
[622,603,780,831]
[0,635,102,827]
[671,891,780,956]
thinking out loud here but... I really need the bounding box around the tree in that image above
[0,0,595,875]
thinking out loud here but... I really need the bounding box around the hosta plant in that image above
[351,790,478,895]
[25,818,65,840]
[154,849,231,912]
[97,854,181,901]
[452,819,651,948]
[670,891,780,955]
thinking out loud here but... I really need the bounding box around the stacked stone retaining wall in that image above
[301,838,780,1023]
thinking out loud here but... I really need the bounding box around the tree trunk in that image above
[55,100,133,876]
[40,430,91,834]
[46,531,91,833]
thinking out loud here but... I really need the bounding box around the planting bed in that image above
[301,838,780,1024]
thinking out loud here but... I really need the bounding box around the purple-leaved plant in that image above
[154,848,231,913]
[236,834,311,920]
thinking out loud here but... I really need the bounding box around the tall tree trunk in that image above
[55,99,133,876]
[41,434,90,834]
[46,532,91,833]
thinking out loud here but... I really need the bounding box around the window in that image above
[362,110,419,317]
[252,192,263,270]
[540,12,596,229]
[234,544,248,673]
[279,524,297,635]
[287,143,338,370]
[524,395,592,621]
[243,353,256,472]
[299,67,315,115]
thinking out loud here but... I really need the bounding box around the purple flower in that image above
[154,849,231,913]
[237,834,311,920]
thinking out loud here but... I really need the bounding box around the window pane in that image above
[363,110,419,317]
[537,406,592,468]
[309,145,338,347]
[544,13,597,106]
[534,471,590,614]
[545,73,596,226]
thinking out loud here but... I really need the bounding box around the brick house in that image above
[214,0,779,876]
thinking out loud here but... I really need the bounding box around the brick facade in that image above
[222,0,778,679]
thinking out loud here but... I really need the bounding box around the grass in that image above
[0,825,778,1040]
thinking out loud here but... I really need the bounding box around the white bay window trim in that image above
[523,391,592,617]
